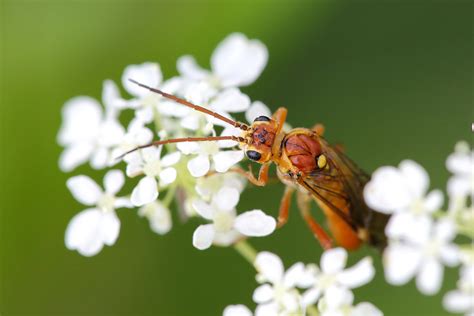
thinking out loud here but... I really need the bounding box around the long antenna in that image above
[117,135,247,160]
[128,79,250,131]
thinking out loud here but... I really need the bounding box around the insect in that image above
[123,79,390,251]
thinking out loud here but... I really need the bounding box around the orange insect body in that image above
[127,80,390,251]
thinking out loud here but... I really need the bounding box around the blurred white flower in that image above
[178,141,244,178]
[102,79,129,118]
[58,96,125,171]
[301,248,375,307]
[317,286,382,316]
[177,33,268,89]
[223,304,253,316]
[245,101,272,123]
[252,251,305,316]
[446,141,473,202]
[138,200,172,235]
[65,170,132,256]
[192,187,276,250]
[443,253,474,316]
[364,160,443,242]
[126,146,181,206]
[384,218,459,295]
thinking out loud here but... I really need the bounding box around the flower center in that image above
[143,159,162,177]
[98,193,115,212]
[424,240,441,257]
[319,273,336,289]
[213,211,234,232]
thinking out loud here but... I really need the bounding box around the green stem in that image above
[234,240,258,265]
[307,305,319,316]
[162,183,178,208]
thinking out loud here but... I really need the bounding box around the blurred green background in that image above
[1,0,472,315]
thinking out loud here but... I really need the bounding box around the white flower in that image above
[111,119,154,163]
[138,200,172,235]
[126,146,181,206]
[446,141,473,201]
[252,251,305,316]
[178,141,244,178]
[177,33,268,88]
[121,62,163,124]
[245,101,272,123]
[223,304,253,316]
[58,96,125,171]
[195,172,246,202]
[384,218,459,295]
[443,258,474,316]
[317,286,382,316]
[192,188,276,250]
[302,248,375,307]
[65,170,132,256]
[364,160,443,242]
[102,79,129,118]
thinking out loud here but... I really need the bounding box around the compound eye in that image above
[246,150,262,161]
[253,115,271,122]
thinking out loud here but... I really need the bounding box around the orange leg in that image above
[312,123,325,136]
[229,163,270,187]
[277,186,294,228]
[297,191,333,250]
[272,107,288,133]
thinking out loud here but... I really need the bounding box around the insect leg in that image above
[312,123,325,136]
[297,191,333,250]
[229,163,271,187]
[277,186,294,228]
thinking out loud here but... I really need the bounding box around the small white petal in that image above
[67,175,102,205]
[211,33,268,88]
[176,55,210,81]
[234,210,276,237]
[443,290,473,313]
[213,230,240,246]
[102,79,128,114]
[351,302,383,316]
[435,218,456,242]
[440,244,459,267]
[101,211,121,245]
[283,262,305,288]
[321,248,347,274]
[423,189,443,213]
[214,187,240,211]
[302,288,322,307]
[188,154,211,177]
[161,152,181,167]
[126,161,143,178]
[245,101,272,123]
[255,251,284,284]
[103,169,125,195]
[255,302,278,316]
[252,284,273,303]
[384,244,421,285]
[282,292,299,312]
[192,224,215,250]
[210,88,250,112]
[114,197,133,209]
[192,200,214,220]
[131,176,158,206]
[58,96,102,145]
[324,286,354,308]
[213,151,244,173]
[59,143,94,172]
[135,106,154,124]
[416,258,443,295]
[223,304,253,316]
[177,141,200,155]
[97,119,125,146]
[337,257,375,289]
[90,147,109,169]
[399,160,429,199]
[364,166,412,214]
[159,167,177,186]
[122,62,162,98]
[138,201,172,235]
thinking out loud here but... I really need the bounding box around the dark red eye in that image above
[254,116,271,122]
[246,150,262,161]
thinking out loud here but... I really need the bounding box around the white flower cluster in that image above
[364,141,473,314]
[58,33,277,256]
[224,249,382,316]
